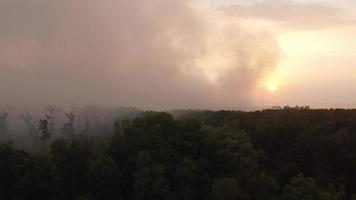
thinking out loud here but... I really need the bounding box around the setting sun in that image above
[263,73,282,93]
[267,84,278,92]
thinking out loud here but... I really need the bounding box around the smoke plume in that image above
[0,0,279,110]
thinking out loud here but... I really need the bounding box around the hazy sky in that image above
[0,0,355,110]
[217,0,356,108]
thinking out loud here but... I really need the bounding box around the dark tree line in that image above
[1,109,356,199]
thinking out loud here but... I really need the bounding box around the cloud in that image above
[222,0,356,31]
[0,0,279,110]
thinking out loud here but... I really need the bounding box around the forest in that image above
[1,107,356,200]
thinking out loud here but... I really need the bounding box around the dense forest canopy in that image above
[1,107,356,199]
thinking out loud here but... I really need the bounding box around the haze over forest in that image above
[2,1,356,200]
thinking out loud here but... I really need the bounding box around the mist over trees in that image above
[1,108,356,199]
[0,105,140,150]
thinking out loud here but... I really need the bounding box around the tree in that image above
[89,155,121,199]
[50,139,94,199]
[282,174,345,200]
[213,177,244,200]
[0,112,8,138]
[133,150,170,200]
[0,142,29,199]
[45,105,62,134]
[62,112,75,137]
[38,119,50,145]
[16,155,62,200]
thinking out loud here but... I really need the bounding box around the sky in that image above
[0,0,355,110]
[216,0,356,108]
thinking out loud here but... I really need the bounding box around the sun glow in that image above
[267,83,278,92]
[263,73,282,93]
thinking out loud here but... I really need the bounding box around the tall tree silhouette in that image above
[0,112,8,137]
[38,119,50,145]
[62,112,75,137]
[45,105,61,134]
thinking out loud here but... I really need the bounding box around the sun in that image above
[267,83,278,92]
[263,73,282,93]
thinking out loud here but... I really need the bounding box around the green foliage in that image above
[0,141,29,199]
[213,177,242,200]
[1,110,356,199]
[282,174,346,200]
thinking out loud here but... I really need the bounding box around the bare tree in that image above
[38,119,50,145]
[45,105,62,134]
[62,112,75,137]
[0,112,8,137]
